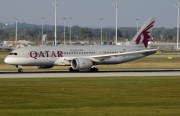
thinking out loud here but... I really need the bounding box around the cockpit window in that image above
[9,53,18,55]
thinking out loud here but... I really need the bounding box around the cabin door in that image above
[24,50,30,58]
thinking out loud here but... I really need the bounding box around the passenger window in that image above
[14,53,17,55]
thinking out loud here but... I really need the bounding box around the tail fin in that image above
[130,17,156,48]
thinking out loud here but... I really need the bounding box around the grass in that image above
[97,57,180,69]
[0,77,180,116]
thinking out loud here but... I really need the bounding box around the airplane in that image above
[4,17,157,73]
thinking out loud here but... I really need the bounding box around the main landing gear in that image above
[16,65,23,73]
[69,67,99,72]
[90,67,98,72]
[69,67,79,72]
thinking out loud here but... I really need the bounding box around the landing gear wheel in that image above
[69,67,79,72]
[69,67,74,72]
[18,68,23,73]
[90,68,98,72]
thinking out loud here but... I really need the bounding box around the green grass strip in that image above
[0,77,180,116]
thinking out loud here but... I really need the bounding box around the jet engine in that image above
[35,66,54,69]
[71,58,93,70]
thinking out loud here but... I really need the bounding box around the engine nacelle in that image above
[71,58,93,70]
[35,66,54,69]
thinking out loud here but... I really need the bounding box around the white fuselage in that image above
[4,45,155,67]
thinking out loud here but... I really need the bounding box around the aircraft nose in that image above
[4,57,11,64]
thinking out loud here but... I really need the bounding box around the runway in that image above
[0,69,180,78]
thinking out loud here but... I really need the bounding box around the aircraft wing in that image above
[90,49,158,62]
[61,49,157,62]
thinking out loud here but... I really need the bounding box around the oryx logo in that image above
[135,21,155,48]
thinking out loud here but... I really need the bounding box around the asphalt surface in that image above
[0,69,180,78]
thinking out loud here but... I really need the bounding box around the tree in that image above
[81,28,94,39]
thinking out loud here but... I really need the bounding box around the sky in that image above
[0,0,180,28]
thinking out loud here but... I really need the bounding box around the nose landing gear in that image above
[16,65,23,73]
[18,68,23,73]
